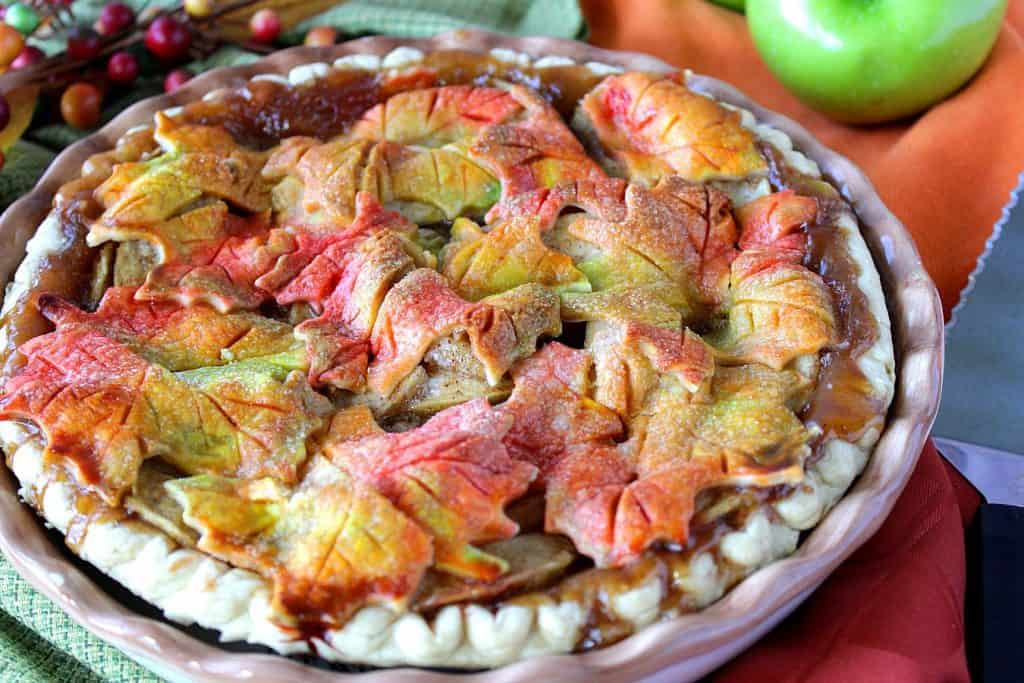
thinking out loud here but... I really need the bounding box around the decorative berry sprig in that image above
[0,1,322,135]
[0,0,342,171]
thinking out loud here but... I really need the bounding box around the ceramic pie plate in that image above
[0,30,942,683]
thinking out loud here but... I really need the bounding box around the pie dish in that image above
[0,31,941,682]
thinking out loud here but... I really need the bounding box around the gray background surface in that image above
[934,179,1023,452]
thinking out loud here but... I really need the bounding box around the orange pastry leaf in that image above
[40,288,300,372]
[575,72,767,183]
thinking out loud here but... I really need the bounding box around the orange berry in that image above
[0,24,24,67]
[304,26,336,48]
[61,83,103,130]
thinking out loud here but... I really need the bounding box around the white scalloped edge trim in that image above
[0,51,895,669]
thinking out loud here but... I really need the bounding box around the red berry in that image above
[249,9,281,44]
[144,15,191,60]
[66,27,102,61]
[164,68,191,93]
[97,3,134,36]
[106,51,138,84]
[10,45,43,69]
[0,94,10,131]
[0,149,5,172]
[61,82,103,130]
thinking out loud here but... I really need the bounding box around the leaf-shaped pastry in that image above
[589,320,715,418]
[368,269,559,395]
[169,359,330,481]
[545,363,811,567]
[632,364,812,489]
[545,443,720,567]
[0,326,159,504]
[265,94,503,226]
[441,216,590,301]
[466,84,607,199]
[574,72,767,183]
[735,190,817,250]
[167,456,433,628]
[499,343,623,480]
[0,318,329,503]
[40,288,300,372]
[506,339,712,566]
[111,192,429,390]
[92,115,270,245]
[709,191,835,369]
[324,399,537,581]
[349,85,523,146]
[549,176,738,323]
[532,318,814,567]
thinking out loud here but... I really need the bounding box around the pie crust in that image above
[0,43,896,670]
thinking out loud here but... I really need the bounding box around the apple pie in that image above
[0,47,894,668]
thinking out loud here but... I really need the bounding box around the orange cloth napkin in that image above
[580,1,1024,679]
[583,0,1024,321]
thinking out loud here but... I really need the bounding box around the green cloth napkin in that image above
[0,2,584,681]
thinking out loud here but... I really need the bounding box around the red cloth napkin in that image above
[577,0,1024,679]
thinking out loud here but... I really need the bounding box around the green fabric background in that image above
[0,1,583,680]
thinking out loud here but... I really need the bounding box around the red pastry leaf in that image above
[0,327,155,504]
[545,444,721,567]
[499,342,623,480]
[368,269,559,395]
[735,190,817,250]
[40,288,300,372]
[324,399,536,581]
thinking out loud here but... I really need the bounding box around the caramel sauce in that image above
[178,50,605,147]
[0,205,94,379]
[760,143,887,446]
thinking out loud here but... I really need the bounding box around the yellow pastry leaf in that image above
[441,216,590,301]
[167,456,433,628]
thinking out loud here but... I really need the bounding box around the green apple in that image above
[747,0,1008,124]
